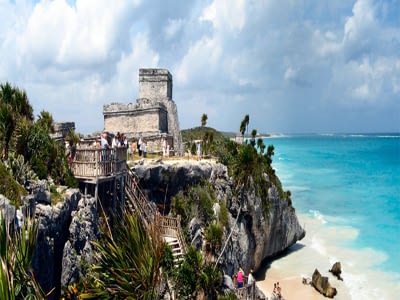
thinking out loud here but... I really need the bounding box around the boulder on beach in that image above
[329,261,343,281]
[312,269,337,298]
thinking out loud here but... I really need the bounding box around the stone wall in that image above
[104,100,168,136]
[51,122,75,141]
[139,68,172,100]
[103,68,182,154]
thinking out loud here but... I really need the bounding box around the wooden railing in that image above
[125,167,157,227]
[158,215,187,255]
[234,284,256,300]
[125,165,187,256]
[70,147,127,178]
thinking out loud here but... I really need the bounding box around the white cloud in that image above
[175,37,222,85]
[0,0,399,134]
[200,0,246,33]
[342,0,378,60]
[284,67,297,82]
[164,18,184,40]
[18,0,140,69]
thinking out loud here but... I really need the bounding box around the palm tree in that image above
[244,114,249,136]
[250,129,257,147]
[0,83,33,121]
[0,104,15,160]
[239,115,250,143]
[266,144,275,165]
[0,83,34,160]
[36,111,54,134]
[239,120,246,136]
[201,113,208,127]
[257,138,265,154]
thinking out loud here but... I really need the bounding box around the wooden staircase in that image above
[125,166,187,265]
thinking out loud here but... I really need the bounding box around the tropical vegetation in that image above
[0,213,45,299]
[0,82,77,206]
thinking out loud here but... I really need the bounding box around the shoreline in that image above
[254,213,350,300]
[254,212,400,300]
[256,269,322,300]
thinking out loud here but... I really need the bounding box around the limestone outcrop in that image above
[31,188,81,298]
[1,157,305,298]
[312,269,337,298]
[131,159,305,276]
[329,261,343,281]
[1,182,99,300]
[61,196,100,287]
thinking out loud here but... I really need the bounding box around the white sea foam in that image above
[308,209,327,224]
[263,212,400,299]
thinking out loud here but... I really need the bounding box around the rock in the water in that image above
[329,261,343,281]
[312,269,337,298]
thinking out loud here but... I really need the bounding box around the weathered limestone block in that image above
[103,68,182,154]
[312,269,337,298]
[139,68,172,100]
[61,196,99,288]
[329,261,343,281]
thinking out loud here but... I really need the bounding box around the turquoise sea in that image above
[267,133,400,299]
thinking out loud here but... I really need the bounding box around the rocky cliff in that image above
[1,158,305,297]
[132,159,305,276]
[1,181,99,300]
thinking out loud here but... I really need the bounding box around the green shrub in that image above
[172,191,191,225]
[0,161,26,207]
[218,201,229,227]
[205,223,223,250]
[64,171,78,188]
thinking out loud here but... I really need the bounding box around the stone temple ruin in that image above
[103,68,182,155]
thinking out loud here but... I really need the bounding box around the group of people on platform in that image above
[136,135,147,158]
[89,132,172,160]
[98,131,128,150]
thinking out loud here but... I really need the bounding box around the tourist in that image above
[142,141,147,158]
[112,134,119,148]
[101,132,110,166]
[101,132,109,149]
[122,134,127,147]
[162,138,167,157]
[66,140,76,165]
[138,135,143,156]
[237,267,244,289]
[196,141,201,160]
[247,269,256,295]
[131,139,137,155]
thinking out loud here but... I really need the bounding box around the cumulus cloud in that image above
[0,0,399,134]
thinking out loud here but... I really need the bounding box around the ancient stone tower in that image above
[103,68,182,154]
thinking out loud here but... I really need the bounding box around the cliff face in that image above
[1,181,99,300]
[132,159,305,276]
[1,159,304,296]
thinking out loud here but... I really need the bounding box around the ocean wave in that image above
[287,185,310,192]
[266,133,291,138]
[377,135,400,138]
[316,133,400,138]
[308,209,327,224]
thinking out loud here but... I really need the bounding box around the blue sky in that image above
[0,0,399,134]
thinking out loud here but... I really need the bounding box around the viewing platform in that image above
[70,147,128,183]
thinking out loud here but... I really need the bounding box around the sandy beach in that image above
[253,213,353,300]
[252,210,400,300]
[256,268,322,300]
